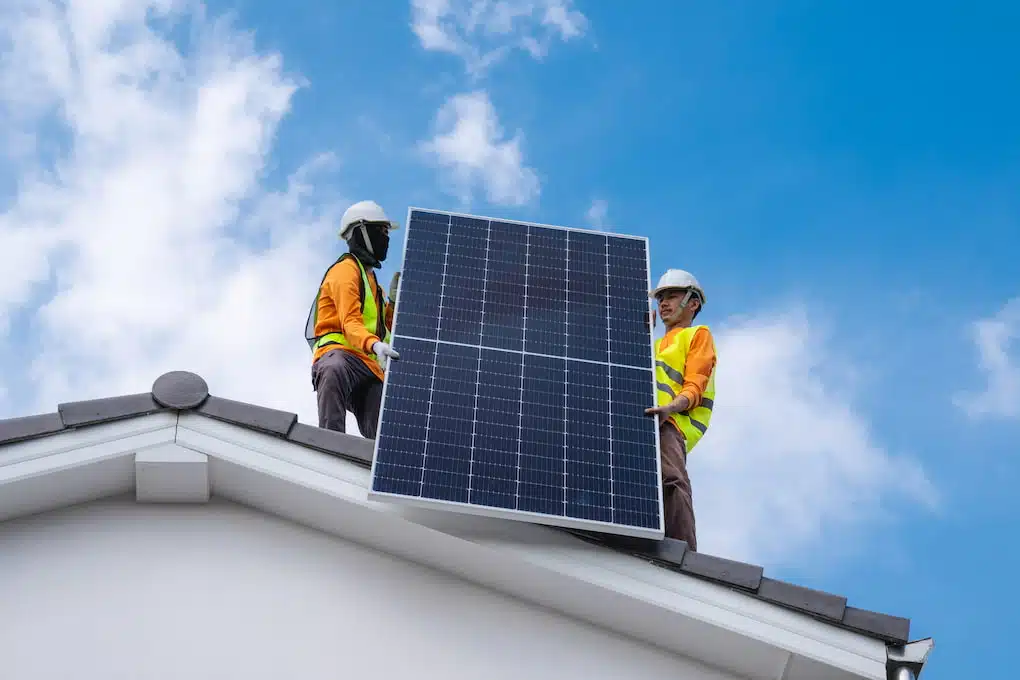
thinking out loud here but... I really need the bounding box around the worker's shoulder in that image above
[314,256,359,299]
[322,254,362,282]
[689,324,716,346]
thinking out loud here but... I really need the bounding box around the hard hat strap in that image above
[359,224,375,256]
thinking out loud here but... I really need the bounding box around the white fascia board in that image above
[176,414,887,680]
[481,538,886,679]
[0,414,178,522]
[135,443,210,503]
[0,412,179,468]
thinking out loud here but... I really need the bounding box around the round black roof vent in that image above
[151,371,210,410]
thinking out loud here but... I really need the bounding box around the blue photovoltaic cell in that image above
[370,209,662,537]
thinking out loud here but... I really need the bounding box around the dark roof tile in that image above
[580,534,690,567]
[680,550,763,591]
[842,606,911,645]
[0,370,912,646]
[646,537,689,565]
[757,577,847,622]
[0,412,65,445]
[58,393,166,427]
[287,422,373,464]
[565,529,906,642]
[196,396,296,436]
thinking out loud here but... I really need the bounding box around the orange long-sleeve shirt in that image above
[311,256,394,382]
[660,325,717,410]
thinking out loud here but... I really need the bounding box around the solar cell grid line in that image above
[526,226,567,357]
[480,221,527,353]
[467,217,493,504]
[369,207,664,540]
[610,363,662,526]
[566,230,610,364]
[438,215,488,347]
[607,236,653,369]
[371,337,435,496]
[368,210,454,497]
[417,213,453,500]
[604,235,616,520]
[473,348,522,508]
[420,342,479,502]
[392,211,449,341]
[372,211,452,498]
[513,223,530,511]
[562,229,569,520]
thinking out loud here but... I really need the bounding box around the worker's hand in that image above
[372,341,400,371]
[388,271,400,303]
[645,395,690,426]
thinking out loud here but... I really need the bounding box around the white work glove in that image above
[388,271,400,304]
[372,341,400,371]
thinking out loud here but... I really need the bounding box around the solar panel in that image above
[367,208,664,539]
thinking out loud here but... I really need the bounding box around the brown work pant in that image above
[311,349,383,439]
[660,422,697,550]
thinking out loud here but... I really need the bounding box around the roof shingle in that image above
[0,370,911,646]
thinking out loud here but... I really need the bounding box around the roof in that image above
[0,370,915,651]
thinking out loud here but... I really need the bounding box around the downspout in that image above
[886,638,935,680]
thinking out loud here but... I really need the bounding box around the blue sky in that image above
[1,1,1018,677]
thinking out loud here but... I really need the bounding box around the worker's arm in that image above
[324,259,381,354]
[677,327,716,410]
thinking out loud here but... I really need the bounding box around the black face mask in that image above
[366,224,390,262]
[349,222,390,266]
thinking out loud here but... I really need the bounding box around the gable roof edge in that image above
[0,370,917,653]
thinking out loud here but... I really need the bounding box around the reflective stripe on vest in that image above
[654,324,716,452]
[304,254,391,357]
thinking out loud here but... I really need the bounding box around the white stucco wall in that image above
[0,498,736,680]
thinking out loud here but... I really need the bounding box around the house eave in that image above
[0,411,894,680]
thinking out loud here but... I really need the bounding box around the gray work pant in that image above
[311,349,383,439]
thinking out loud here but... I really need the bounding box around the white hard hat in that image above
[650,269,706,305]
[339,200,400,241]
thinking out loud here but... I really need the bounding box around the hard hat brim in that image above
[339,219,400,240]
[649,285,682,298]
[649,285,706,304]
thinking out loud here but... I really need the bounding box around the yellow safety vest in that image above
[305,253,392,357]
[654,324,716,452]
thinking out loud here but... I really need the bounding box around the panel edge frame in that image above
[367,205,418,489]
[641,232,667,539]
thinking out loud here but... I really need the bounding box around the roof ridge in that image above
[0,370,910,646]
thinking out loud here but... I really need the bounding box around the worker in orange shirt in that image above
[645,269,717,550]
[305,200,402,438]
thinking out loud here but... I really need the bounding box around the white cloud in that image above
[585,198,608,230]
[0,0,362,434]
[410,0,588,76]
[954,297,1020,419]
[690,308,937,566]
[419,90,539,206]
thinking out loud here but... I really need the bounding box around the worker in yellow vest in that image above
[305,200,401,438]
[645,269,716,550]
